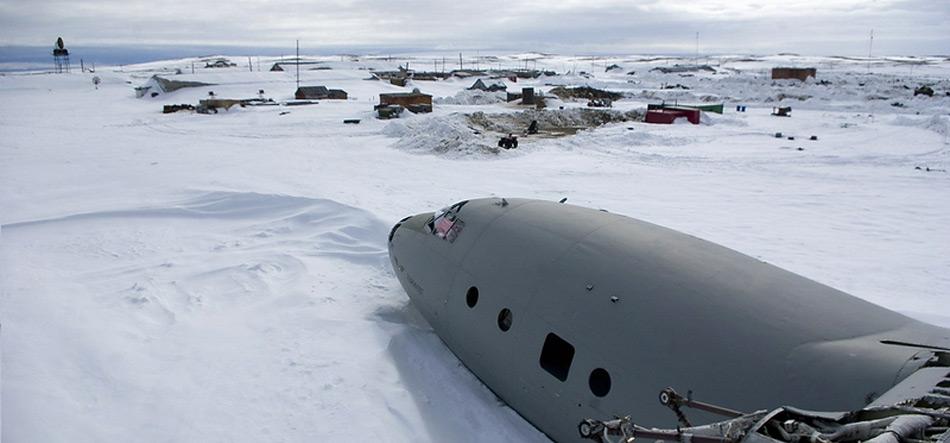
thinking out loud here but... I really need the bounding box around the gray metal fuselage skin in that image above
[387,198,949,442]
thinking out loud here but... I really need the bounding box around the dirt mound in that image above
[382,108,644,157]
[467,108,642,136]
[650,64,716,74]
[548,86,624,101]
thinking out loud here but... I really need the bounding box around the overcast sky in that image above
[0,0,947,55]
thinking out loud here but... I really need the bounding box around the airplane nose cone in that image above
[388,212,436,299]
[389,212,434,244]
[389,215,413,244]
[388,212,435,267]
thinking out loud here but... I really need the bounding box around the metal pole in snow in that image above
[296,39,300,90]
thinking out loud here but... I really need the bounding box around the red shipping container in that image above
[645,108,700,124]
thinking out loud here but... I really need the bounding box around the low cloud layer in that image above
[1,0,947,55]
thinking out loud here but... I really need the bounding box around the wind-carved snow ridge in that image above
[8,191,389,266]
[1,190,409,442]
[4,191,391,327]
[198,190,389,271]
[891,114,950,140]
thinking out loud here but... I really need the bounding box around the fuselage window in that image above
[540,333,575,382]
[497,308,512,331]
[466,287,479,308]
[589,368,611,397]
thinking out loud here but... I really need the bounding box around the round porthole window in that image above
[466,287,479,308]
[497,308,512,331]
[589,368,611,397]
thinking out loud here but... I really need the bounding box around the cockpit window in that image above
[426,200,468,243]
[431,209,465,242]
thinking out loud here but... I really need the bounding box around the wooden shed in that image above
[378,90,432,113]
[326,89,348,99]
[295,86,348,100]
[771,67,816,81]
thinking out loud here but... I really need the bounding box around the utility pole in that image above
[296,39,300,90]
[459,52,463,70]
[867,29,874,73]
[695,32,700,62]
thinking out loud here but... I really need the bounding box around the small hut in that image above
[468,79,507,92]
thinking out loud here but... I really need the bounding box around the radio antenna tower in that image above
[52,37,70,73]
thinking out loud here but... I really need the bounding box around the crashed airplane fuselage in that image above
[387,198,949,442]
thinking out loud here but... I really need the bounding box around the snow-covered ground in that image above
[1,53,949,442]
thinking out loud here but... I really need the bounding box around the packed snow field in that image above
[1,53,949,442]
